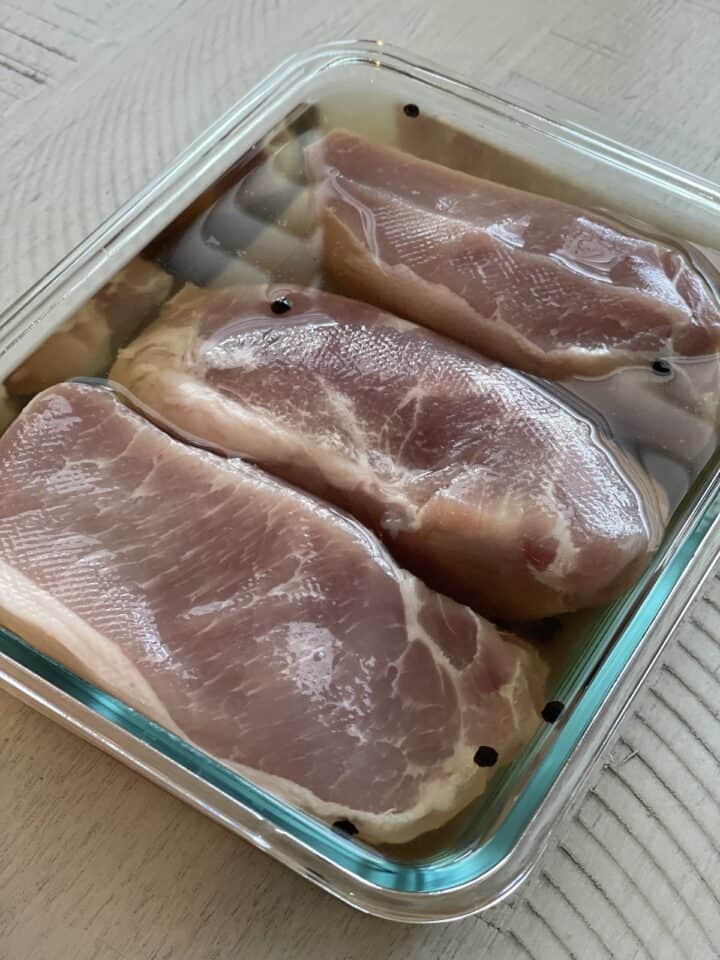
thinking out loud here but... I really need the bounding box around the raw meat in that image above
[110,285,667,620]
[305,130,720,378]
[0,382,546,843]
[7,257,173,396]
[0,385,20,434]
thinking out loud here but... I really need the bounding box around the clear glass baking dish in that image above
[2,39,720,922]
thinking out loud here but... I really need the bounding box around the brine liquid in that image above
[5,87,720,859]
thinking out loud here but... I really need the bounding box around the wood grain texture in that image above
[2,1,720,957]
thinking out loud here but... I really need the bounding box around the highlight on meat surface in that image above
[110,284,668,621]
[6,257,173,397]
[0,382,547,844]
[305,129,720,379]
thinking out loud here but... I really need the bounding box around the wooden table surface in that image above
[2,2,720,958]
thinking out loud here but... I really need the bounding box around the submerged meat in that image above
[0,386,20,434]
[7,257,173,396]
[0,382,546,843]
[306,130,720,378]
[110,285,667,620]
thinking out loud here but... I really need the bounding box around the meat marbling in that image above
[305,130,720,379]
[0,382,546,843]
[110,285,667,620]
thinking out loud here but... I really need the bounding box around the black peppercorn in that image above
[473,746,499,768]
[332,819,358,837]
[271,296,292,315]
[541,700,565,723]
[652,359,672,376]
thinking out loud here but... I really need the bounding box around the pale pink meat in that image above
[6,257,173,396]
[305,130,720,378]
[110,285,667,620]
[0,382,545,843]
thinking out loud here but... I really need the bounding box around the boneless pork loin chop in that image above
[305,130,720,379]
[0,382,546,843]
[110,285,667,620]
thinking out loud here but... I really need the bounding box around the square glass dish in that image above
[2,40,720,922]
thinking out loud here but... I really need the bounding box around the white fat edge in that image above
[526,480,581,591]
[163,373,412,520]
[0,559,179,732]
[221,618,508,843]
[222,753,493,846]
[110,300,200,394]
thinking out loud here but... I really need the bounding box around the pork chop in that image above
[0,385,20,434]
[7,257,173,396]
[110,285,667,620]
[305,130,720,379]
[0,382,546,843]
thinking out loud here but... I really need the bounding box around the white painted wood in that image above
[1,1,720,957]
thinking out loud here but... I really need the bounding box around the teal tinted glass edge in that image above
[2,39,720,900]
[2,481,717,895]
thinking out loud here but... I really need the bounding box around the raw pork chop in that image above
[7,257,173,396]
[0,382,546,843]
[305,130,720,378]
[0,385,20,434]
[110,285,667,620]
